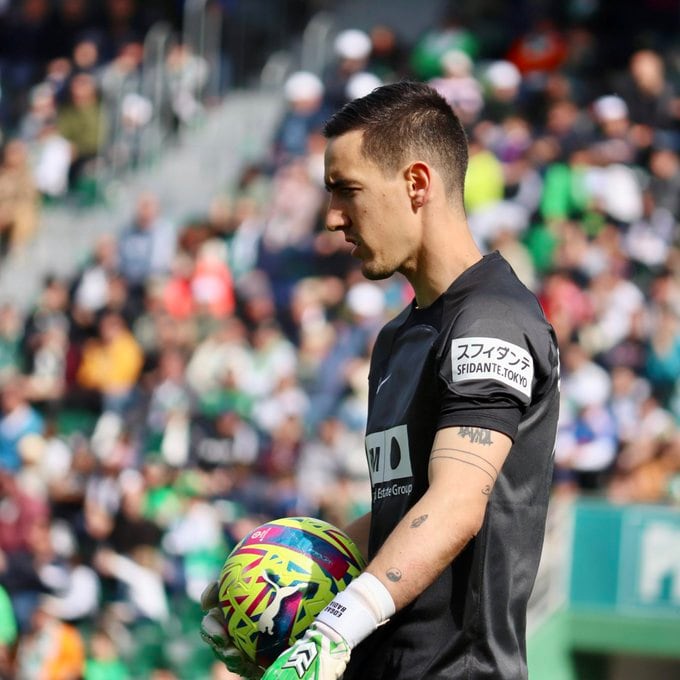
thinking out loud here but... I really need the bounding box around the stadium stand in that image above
[0,0,679,678]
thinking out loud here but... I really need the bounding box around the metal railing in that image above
[90,1,330,198]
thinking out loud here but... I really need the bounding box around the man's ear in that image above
[404,162,431,209]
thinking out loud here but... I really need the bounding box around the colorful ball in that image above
[218,516,366,668]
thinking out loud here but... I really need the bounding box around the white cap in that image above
[334,29,372,60]
[486,60,521,89]
[441,49,473,76]
[593,94,628,121]
[346,71,382,100]
[284,71,324,102]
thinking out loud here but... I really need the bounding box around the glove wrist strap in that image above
[315,572,396,649]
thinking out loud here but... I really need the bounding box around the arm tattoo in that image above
[430,447,499,494]
[431,448,499,479]
[386,568,402,582]
[458,426,494,446]
[410,514,428,528]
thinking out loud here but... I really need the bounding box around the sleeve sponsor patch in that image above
[451,336,534,398]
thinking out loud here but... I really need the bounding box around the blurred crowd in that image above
[0,0,218,260]
[2,0,680,678]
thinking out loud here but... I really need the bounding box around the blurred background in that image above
[0,0,679,678]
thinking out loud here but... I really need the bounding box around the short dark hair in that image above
[323,81,468,202]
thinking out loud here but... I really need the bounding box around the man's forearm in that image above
[363,485,483,610]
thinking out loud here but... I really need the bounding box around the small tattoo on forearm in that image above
[482,485,491,495]
[386,568,402,582]
[410,514,428,528]
[458,427,493,446]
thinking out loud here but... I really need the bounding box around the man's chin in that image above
[361,263,393,281]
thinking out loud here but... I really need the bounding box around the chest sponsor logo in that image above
[451,336,534,398]
[365,425,413,501]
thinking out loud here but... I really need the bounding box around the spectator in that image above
[32,521,101,624]
[29,117,72,200]
[0,138,39,259]
[647,147,680,217]
[409,9,479,81]
[118,192,176,298]
[506,17,568,78]
[94,544,169,624]
[0,378,44,472]
[192,409,259,470]
[190,239,236,319]
[57,72,108,191]
[185,316,253,400]
[428,49,483,126]
[71,36,102,78]
[366,24,410,83]
[21,276,71,376]
[100,40,150,173]
[480,59,523,123]
[555,342,616,492]
[617,49,679,144]
[19,83,59,144]
[84,628,128,680]
[0,303,23,379]
[162,43,209,131]
[75,311,143,414]
[272,71,329,167]
[144,346,196,466]
[0,582,17,679]
[14,603,86,680]
[323,29,373,113]
[588,94,636,165]
[21,322,69,410]
[295,415,366,519]
[645,303,680,408]
[243,319,297,400]
[71,233,120,315]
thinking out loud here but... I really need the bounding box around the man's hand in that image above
[200,580,263,680]
[261,623,350,680]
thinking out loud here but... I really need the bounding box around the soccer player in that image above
[202,81,560,679]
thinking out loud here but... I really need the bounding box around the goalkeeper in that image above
[202,81,560,679]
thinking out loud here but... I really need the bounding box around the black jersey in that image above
[343,252,560,680]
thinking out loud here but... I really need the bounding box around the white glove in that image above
[200,580,263,680]
[260,622,350,680]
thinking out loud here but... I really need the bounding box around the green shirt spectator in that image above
[0,584,17,646]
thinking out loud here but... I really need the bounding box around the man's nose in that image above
[325,205,346,232]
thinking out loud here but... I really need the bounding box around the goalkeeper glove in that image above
[200,580,263,680]
[261,621,349,680]
[261,572,395,680]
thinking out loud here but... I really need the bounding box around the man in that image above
[202,81,560,679]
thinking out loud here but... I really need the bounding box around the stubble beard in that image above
[361,260,395,281]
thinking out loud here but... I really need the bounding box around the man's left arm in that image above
[262,424,512,679]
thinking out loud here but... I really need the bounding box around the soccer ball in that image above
[218,516,365,668]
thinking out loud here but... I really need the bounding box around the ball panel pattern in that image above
[218,517,365,667]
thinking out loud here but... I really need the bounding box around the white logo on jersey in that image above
[451,337,534,398]
[365,425,412,486]
[376,373,392,394]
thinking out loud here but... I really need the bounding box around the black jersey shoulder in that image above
[442,251,547,329]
